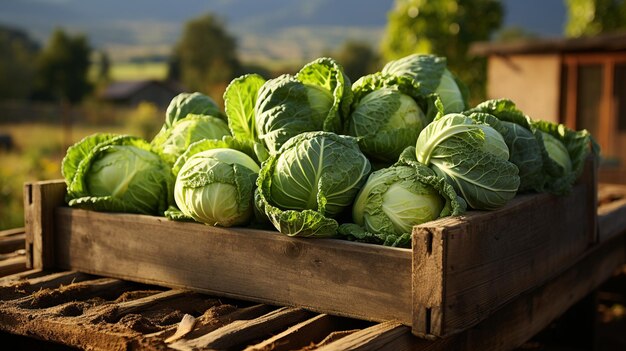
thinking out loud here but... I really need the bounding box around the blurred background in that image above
[0,0,625,231]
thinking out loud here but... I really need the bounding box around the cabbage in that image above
[254,57,352,154]
[415,113,520,210]
[174,148,259,227]
[255,131,371,237]
[346,87,428,164]
[62,134,173,215]
[151,113,231,165]
[338,147,465,247]
[165,91,223,129]
[381,54,468,113]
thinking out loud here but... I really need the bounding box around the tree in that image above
[0,25,39,100]
[565,0,626,37]
[381,0,503,104]
[95,50,111,83]
[332,41,381,83]
[170,13,241,97]
[34,28,92,103]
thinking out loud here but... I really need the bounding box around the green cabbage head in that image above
[62,134,173,215]
[381,54,467,113]
[165,92,223,129]
[416,114,520,210]
[174,148,260,227]
[254,57,352,154]
[151,113,231,165]
[338,147,465,247]
[347,87,428,164]
[255,131,371,237]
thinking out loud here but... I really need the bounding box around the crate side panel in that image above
[438,179,595,335]
[53,208,413,324]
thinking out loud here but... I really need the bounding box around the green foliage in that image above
[0,25,39,100]
[171,13,241,94]
[565,0,626,37]
[34,28,92,103]
[381,0,503,103]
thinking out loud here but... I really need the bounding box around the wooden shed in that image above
[471,31,626,184]
[99,79,184,109]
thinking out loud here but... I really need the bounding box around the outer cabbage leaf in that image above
[416,114,520,210]
[255,132,371,237]
[223,73,269,163]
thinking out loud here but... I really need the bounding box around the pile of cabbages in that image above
[62,54,598,247]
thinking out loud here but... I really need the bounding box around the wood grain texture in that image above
[53,206,413,325]
[411,158,597,337]
[24,180,66,270]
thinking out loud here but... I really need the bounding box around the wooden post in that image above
[23,180,66,269]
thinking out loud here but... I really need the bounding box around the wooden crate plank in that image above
[53,207,413,325]
[407,232,626,351]
[245,314,340,351]
[412,171,597,337]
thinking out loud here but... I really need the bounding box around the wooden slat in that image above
[245,314,341,351]
[412,160,596,337]
[53,206,413,325]
[170,307,311,350]
[316,321,415,351]
[0,256,26,278]
[0,233,25,254]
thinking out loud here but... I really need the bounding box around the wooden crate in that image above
[22,158,597,339]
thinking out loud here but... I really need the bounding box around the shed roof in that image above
[470,30,626,56]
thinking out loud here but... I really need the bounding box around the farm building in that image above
[471,30,626,184]
[99,79,184,109]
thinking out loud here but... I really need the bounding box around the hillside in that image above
[0,0,565,65]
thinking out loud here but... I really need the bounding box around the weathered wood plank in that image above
[405,233,626,351]
[24,180,66,269]
[316,321,416,351]
[0,256,26,278]
[0,232,25,254]
[245,314,339,351]
[53,206,413,325]
[412,165,597,337]
[170,307,311,350]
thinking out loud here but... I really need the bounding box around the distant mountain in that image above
[0,0,565,63]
